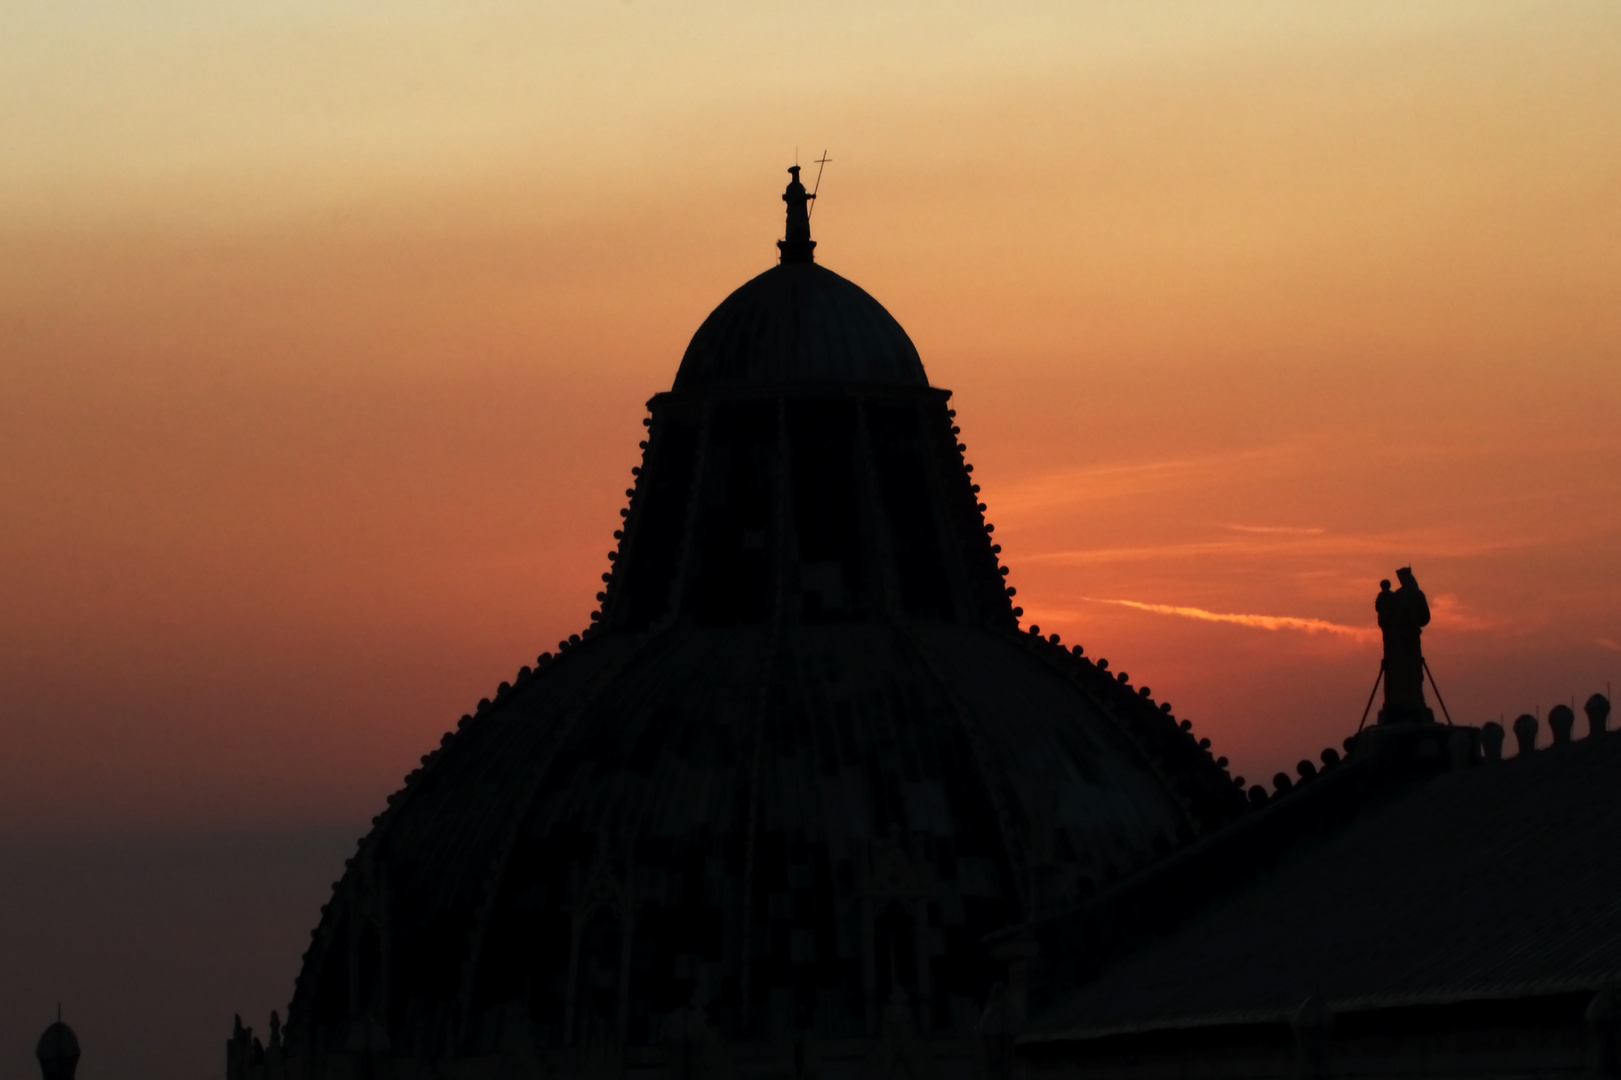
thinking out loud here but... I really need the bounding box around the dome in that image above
[289,622,1231,1052]
[259,169,1245,1079]
[36,1019,80,1080]
[672,262,926,392]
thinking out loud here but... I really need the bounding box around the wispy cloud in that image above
[993,436,1621,523]
[1427,593,1504,632]
[1026,527,1540,567]
[1084,597,1377,641]
[1222,523,1327,536]
[991,445,1302,515]
[1599,638,1621,654]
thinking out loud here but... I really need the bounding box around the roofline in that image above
[1018,974,1618,1044]
[647,383,953,409]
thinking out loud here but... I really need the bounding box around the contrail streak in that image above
[1085,597,1375,640]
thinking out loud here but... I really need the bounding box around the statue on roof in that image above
[778,165,817,263]
[1376,567,1433,725]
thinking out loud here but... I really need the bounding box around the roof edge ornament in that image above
[777,164,816,264]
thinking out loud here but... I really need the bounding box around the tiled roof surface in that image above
[1025,733,1621,1041]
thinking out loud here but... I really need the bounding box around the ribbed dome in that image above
[672,262,926,392]
[281,369,1247,1059]
[258,170,1246,1080]
[287,621,1240,1056]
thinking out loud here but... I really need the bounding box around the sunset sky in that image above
[2,2,1619,1077]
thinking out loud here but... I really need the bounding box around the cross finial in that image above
[809,151,831,219]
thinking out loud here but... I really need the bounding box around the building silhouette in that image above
[222,173,1621,1080]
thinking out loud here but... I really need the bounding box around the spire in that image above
[777,165,816,264]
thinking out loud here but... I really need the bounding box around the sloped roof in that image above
[1025,732,1621,1042]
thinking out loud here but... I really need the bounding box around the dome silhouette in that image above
[36,1018,80,1080]
[245,168,1244,1080]
[673,262,926,391]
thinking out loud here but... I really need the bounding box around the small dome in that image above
[36,1020,80,1079]
[672,262,927,391]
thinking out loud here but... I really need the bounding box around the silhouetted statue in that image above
[777,165,817,263]
[1377,567,1432,725]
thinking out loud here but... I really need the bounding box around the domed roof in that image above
[274,169,1246,1067]
[672,262,926,392]
[291,623,1232,1051]
[36,1020,80,1065]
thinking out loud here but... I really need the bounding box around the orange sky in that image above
[3,0,1620,841]
[3,3,1620,1075]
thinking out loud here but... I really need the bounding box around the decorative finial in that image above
[778,165,816,264]
[809,150,831,219]
[36,1009,80,1080]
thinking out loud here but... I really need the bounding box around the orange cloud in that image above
[1023,527,1542,567]
[1222,523,1327,535]
[1084,597,1377,642]
[1426,593,1504,633]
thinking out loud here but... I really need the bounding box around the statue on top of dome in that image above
[778,165,817,263]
